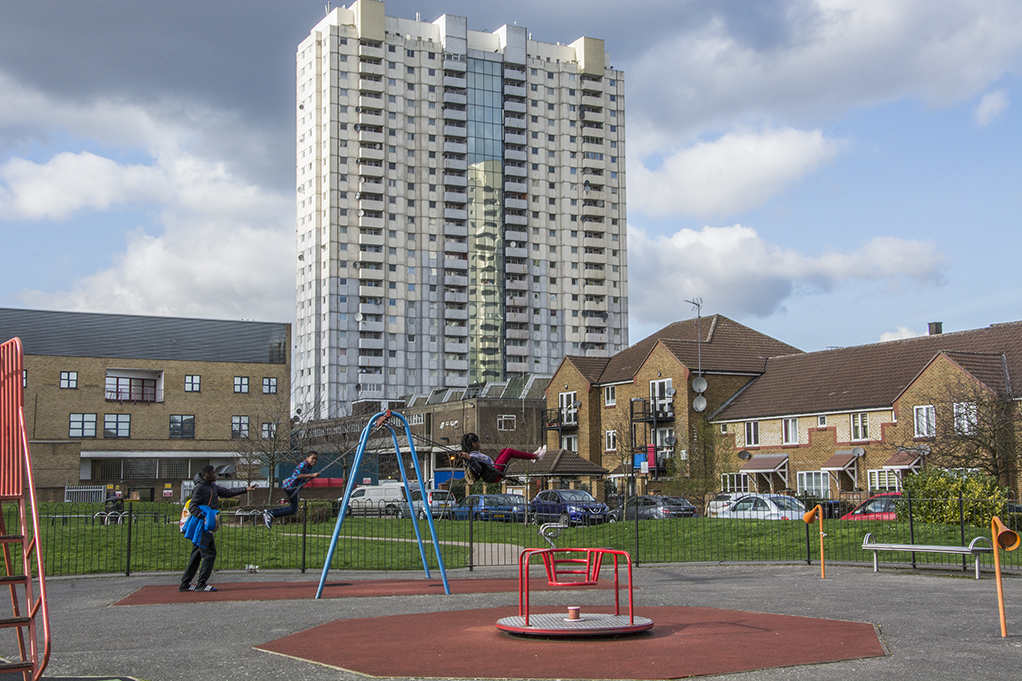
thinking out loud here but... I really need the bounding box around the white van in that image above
[342,485,406,517]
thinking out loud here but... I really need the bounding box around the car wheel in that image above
[385,504,398,517]
[559,512,571,526]
[473,512,482,521]
[607,515,617,523]
[394,508,404,519]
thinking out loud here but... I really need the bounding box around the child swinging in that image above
[457,432,546,484]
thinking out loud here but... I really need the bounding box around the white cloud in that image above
[0,152,168,220]
[974,89,1009,127]
[879,326,923,342]
[629,127,846,218]
[1,71,295,322]
[627,0,1022,149]
[626,223,947,328]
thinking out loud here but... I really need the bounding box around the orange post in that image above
[991,515,1020,637]
[803,504,825,579]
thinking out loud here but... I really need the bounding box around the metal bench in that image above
[862,532,994,579]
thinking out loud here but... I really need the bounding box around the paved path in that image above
[39,563,1022,680]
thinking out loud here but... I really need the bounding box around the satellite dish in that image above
[572,400,582,408]
[665,436,677,446]
[354,313,364,322]
[692,376,707,393]
[666,387,676,397]
[509,241,517,248]
[601,312,608,320]
[692,395,707,412]
[737,450,752,460]
[852,447,865,457]
[298,103,304,110]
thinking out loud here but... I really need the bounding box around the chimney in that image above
[928,322,943,335]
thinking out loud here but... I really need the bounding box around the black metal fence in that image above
[5,496,1020,577]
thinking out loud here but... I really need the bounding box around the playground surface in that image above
[37,563,1022,681]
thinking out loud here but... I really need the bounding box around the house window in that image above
[605,429,617,451]
[851,413,869,441]
[558,391,578,425]
[60,371,78,389]
[797,470,829,498]
[497,414,517,431]
[953,402,976,434]
[262,422,277,439]
[604,385,616,406]
[262,377,278,394]
[105,375,159,402]
[650,378,673,415]
[231,415,250,439]
[745,421,759,446]
[234,376,249,393]
[818,415,827,427]
[170,415,195,439]
[914,405,935,437]
[720,473,750,493]
[185,375,201,392]
[103,414,131,438]
[868,469,902,492]
[69,413,97,438]
[782,418,798,445]
[560,433,578,452]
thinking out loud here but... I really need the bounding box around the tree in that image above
[898,373,1020,489]
[660,414,737,513]
[233,393,313,500]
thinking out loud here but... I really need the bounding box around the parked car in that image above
[449,494,531,522]
[707,492,738,517]
[609,495,698,521]
[530,489,610,526]
[398,488,456,520]
[840,492,901,521]
[341,484,405,517]
[716,493,806,520]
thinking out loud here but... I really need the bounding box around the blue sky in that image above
[1,0,1020,353]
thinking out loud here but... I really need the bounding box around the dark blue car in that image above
[530,489,610,526]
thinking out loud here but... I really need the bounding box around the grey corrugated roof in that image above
[0,308,289,364]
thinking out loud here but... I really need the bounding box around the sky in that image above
[0,0,1020,354]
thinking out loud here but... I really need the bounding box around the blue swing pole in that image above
[389,411,450,594]
[315,410,450,598]
[315,415,376,598]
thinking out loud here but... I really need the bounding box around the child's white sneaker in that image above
[534,445,547,460]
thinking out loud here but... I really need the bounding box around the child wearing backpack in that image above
[263,451,320,529]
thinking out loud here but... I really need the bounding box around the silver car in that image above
[716,493,806,520]
[398,488,456,519]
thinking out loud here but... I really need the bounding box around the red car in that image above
[840,492,901,521]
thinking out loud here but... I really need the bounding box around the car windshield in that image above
[770,496,805,511]
[561,490,596,502]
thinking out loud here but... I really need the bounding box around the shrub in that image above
[899,469,1011,526]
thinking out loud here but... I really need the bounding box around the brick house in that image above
[713,321,1022,500]
[544,315,801,497]
[2,308,291,502]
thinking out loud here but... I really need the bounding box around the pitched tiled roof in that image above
[504,449,609,476]
[716,321,1022,421]
[561,356,611,384]
[942,351,1009,395]
[595,315,801,385]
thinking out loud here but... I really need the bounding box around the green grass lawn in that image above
[11,502,1020,576]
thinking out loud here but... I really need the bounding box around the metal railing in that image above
[6,496,1021,577]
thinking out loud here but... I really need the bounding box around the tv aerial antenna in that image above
[684,298,707,411]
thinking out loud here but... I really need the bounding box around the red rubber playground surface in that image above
[116,578,886,679]
[257,605,886,679]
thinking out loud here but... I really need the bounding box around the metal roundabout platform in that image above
[495,542,653,638]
